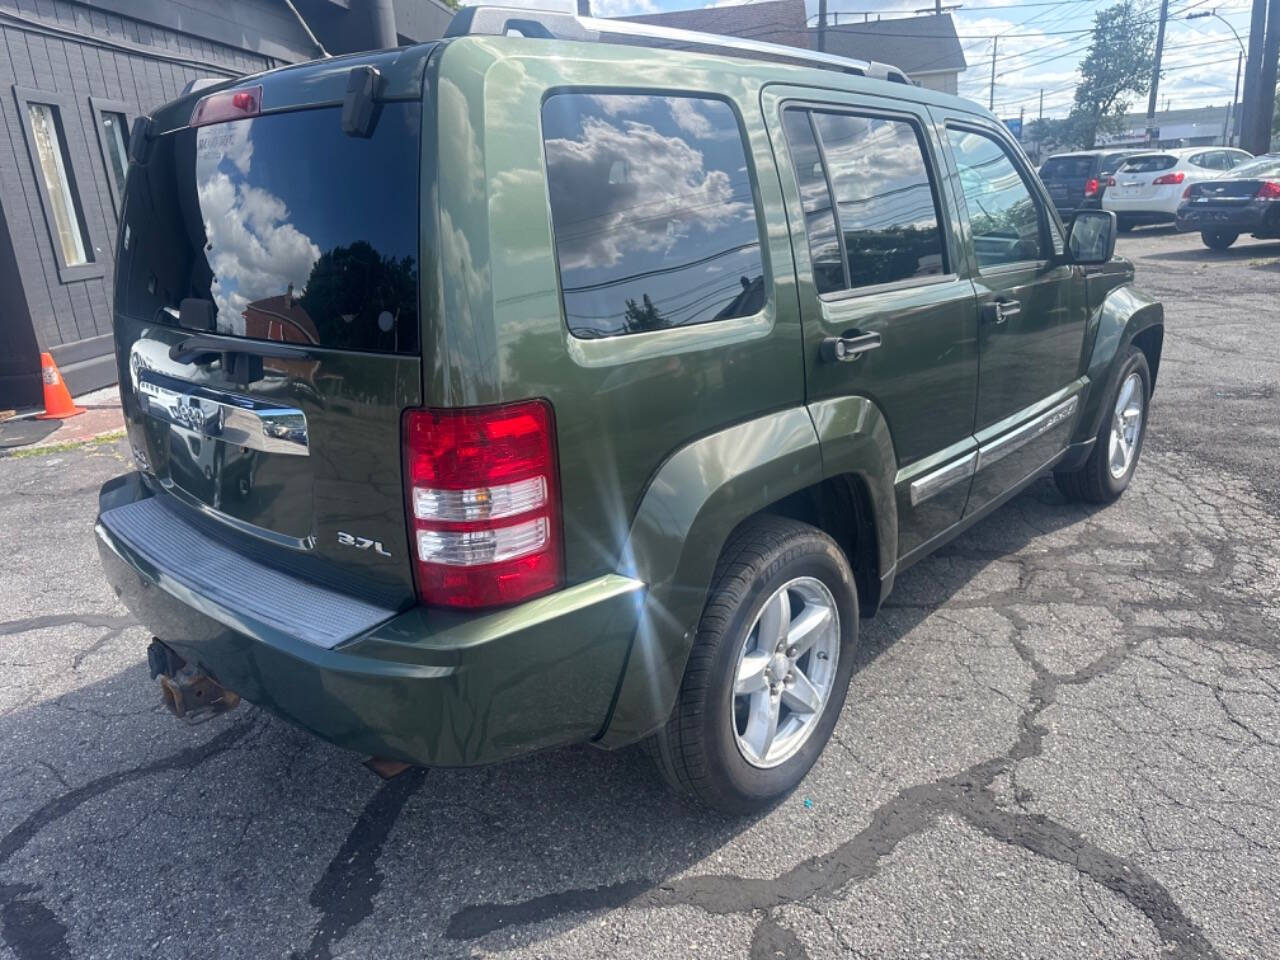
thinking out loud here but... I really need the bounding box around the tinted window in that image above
[1118,154,1177,173]
[946,127,1044,269]
[1039,156,1093,180]
[804,111,946,290]
[100,111,130,204]
[1100,153,1133,174]
[121,103,420,353]
[781,110,845,294]
[542,94,764,338]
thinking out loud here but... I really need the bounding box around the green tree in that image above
[1067,0,1156,148]
[623,293,667,333]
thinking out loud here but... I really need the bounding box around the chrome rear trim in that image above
[909,451,977,507]
[976,395,1078,472]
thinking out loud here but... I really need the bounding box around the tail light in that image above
[1182,185,1194,199]
[1083,177,1101,198]
[1106,176,1116,187]
[190,85,262,127]
[404,400,561,608]
[1256,181,1280,199]
[1152,171,1185,185]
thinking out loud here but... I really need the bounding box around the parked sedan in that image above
[1176,154,1280,250]
[1103,147,1254,230]
[1038,149,1141,221]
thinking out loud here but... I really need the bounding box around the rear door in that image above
[115,76,426,607]
[933,114,1087,515]
[765,87,979,558]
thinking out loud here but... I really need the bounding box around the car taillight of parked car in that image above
[404,400,562,608]
[1084,177,1101,198]
[1256,181,1280,199]
[1107,176,1117,187]
[1182,185,1194,199]
[1152,172,1185,185]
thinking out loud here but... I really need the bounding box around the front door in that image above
[934,117,1088,514]
[766,89,980,558]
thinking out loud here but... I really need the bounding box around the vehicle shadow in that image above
[1135,235,1280,263]
[0,477,1107,959]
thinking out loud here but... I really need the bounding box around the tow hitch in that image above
[148,639,241,721]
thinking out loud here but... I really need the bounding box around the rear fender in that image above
[1073,283,1164,447]
[597,408,822,748]
[597,400,900,748]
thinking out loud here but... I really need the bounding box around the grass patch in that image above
[2,430,126,459]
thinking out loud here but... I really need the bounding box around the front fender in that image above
[597,407,823,748]
[1074,283,1164,447]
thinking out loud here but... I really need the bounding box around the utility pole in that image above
[989,38,998,111]
[1228,51,1243,145]
[1253,0,1280,151]
[1243,0,1268,152]
[817,0,827,51]
[1038,88,1044,121]
[1145,0,1170,147]
[577,0,590,15]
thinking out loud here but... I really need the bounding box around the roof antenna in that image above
[282,0,331,58]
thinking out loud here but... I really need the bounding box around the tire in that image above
[1201,229,1238,251]
[646,516,858,815]
[1055,346,1151,504]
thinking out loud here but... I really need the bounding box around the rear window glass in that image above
[1117,154,1177,173]
[542,93,765,339]
[1100,153,1133,173]
[1039,156,1094,180]
[119,103,420,353]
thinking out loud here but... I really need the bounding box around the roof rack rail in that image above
[443,6,912,84]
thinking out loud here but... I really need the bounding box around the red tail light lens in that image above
[1256,181,1280,199]
[1083,177,1101,198]
[404,400,561,608]
[1152,171,1185,185]
[190,85,262,127]
[1182,185,1193,199]
[1107,176,1116,187]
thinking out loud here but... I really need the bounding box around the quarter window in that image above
[946,127,1045,269]
[782,109,946,293]
[99,111,129,199]
[542,93,765,339]
[27,102,92,267]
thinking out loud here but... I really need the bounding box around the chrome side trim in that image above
[136,369,309,456]
[976,395,1078,472]
[909,451,977,507]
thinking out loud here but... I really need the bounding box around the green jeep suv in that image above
[96,9,1163,813]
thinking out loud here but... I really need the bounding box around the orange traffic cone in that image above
[35,352,84,420]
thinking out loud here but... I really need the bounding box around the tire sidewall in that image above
[697,534,858,810]
[1097,348,1151,498]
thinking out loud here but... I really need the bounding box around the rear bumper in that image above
[96,473,644,766]
[1103,192,1181,220]
[1176,202,1279,235]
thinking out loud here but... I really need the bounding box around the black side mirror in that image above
[1067,210,1116,265]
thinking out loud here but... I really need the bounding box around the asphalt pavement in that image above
[1,227,1278,960]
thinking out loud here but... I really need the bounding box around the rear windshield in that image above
[119,103,420,353]
[1228,156,1280,179]
[1100,153,1133,173]
[1039,156,1094,180]
[1117,154,1177,174]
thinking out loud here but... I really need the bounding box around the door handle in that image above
[982,298,1021,325]
[820,330,882,363]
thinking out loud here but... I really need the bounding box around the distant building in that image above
[1099,104,1242,149]
[0,0,452,411]
[813,14,967,95]
[620,0,810,51]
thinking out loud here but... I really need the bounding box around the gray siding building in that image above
[0,0,452,411]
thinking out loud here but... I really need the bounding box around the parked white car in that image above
[1103,147,1254,230]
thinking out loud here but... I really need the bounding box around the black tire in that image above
[1117,218,1135,233]
[1201,229,1239,251]
[1055,346,1151,504]
[646,516,858,815]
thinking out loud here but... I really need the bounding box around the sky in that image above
[463,0,1253,121]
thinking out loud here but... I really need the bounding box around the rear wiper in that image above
[169,334,312,365]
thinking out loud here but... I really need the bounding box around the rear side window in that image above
[945,127,1045,269]
[542,93,765,339]
[120,103,421,353]
[1118,154,1177,174]
[1039,156,1093,180]
[781,108,947,293]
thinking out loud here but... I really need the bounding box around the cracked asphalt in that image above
[2,227,1279,960]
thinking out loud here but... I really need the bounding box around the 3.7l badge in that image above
[337,531,391,557]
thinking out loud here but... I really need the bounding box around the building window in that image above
[27,102,91,267]
[100,112,129,197]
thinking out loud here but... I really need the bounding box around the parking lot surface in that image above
[2,227,1279,960]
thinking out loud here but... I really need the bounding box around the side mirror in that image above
[1066,209,1116,265]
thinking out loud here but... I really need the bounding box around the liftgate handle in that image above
[820,330,882,363]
